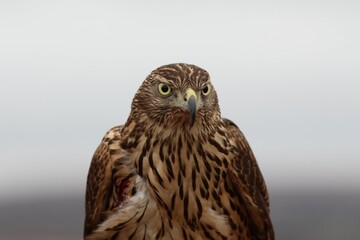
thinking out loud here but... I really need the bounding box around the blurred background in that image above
[1,0,359,239]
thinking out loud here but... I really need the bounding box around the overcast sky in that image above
[1,0,359,201]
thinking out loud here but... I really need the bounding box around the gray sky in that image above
[1,0,359,201]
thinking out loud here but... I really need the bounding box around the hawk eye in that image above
[158,83,171,95]
[201,84,211,96]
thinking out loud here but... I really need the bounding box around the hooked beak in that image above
[184,88,197,126]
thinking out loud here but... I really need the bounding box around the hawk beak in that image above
[184,88,197,126]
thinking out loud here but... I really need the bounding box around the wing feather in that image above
[84,126,123,237]
[223,118,274,239]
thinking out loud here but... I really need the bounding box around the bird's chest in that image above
[131,133,236,239]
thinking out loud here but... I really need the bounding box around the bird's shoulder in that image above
[84,125,135,237]
[222,118,274,239]
[222,117,269,205]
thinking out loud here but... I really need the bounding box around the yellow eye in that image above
[201,84,211,96]
[158,83,171,95]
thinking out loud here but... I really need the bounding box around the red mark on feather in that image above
[118,179,130,202]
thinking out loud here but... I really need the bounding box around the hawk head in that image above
[130,63,221,129]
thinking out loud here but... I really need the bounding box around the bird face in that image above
[156,81,213,126]
[131,64,221,128]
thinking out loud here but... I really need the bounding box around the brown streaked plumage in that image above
[84,63,274,239]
